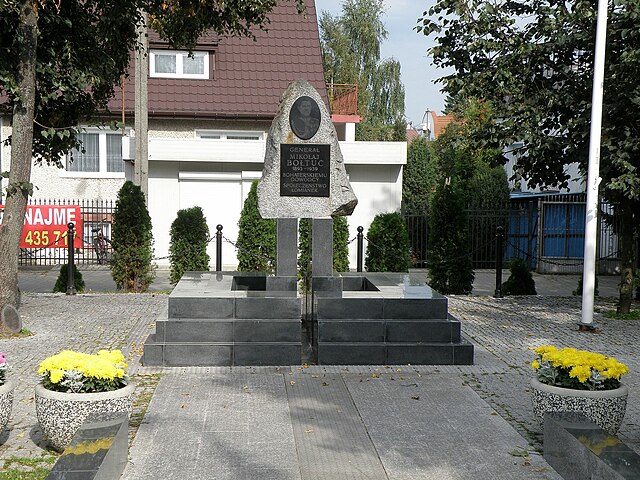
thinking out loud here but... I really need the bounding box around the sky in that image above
[314,0,449,128]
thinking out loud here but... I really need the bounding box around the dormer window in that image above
[150,50,210,79]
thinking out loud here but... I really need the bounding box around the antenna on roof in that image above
[419,109,431,140]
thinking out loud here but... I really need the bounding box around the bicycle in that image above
[91,226,112,265]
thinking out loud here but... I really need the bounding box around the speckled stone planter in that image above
[35,382,135,452]
[0,380,14,433]
[531,378,628,434]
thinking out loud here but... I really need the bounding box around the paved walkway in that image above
[0,268,635,478]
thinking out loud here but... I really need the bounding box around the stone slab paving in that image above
[343,372,559,479]
[447,295,640,455]
[0,293,166,461]
[1,282,637,479]
[123,373,300,480]
[286,372,387,479]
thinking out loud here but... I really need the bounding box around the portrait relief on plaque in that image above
[289,96,321,140]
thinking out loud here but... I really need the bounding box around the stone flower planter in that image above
[35,382,135,452]
[0,380,14,433]
[531,378,628,434]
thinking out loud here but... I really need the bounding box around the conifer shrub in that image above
[502,258,537,295]
[298,218,311,286]
[573,277,599,298]
[169,206,210,284]
[52,264,85,293]
[332,216,350,273]
[110,181,155,292]
[365,212,409,272]
[298,217,350,287]
[427,184,474,294]
[236,180,276,272]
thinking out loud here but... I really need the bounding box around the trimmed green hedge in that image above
[169,206,210,284]
[365,212,409,272]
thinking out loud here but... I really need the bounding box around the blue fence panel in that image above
[542,203,586,258]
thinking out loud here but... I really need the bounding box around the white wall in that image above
[345,164,403,269]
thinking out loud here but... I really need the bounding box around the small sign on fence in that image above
[0,204,83,248]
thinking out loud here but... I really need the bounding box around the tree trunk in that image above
[617,206,634,314]
[0,0,38,312]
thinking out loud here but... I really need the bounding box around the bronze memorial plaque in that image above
[280,144,330,197]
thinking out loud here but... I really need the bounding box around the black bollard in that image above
[66,222,76,295]
[216,224,223,272]
[356,226,364,272]
[494,225,504,298]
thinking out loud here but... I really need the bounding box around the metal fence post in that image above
[66,222,76,295]
[357,226,364,272]
[216,224,223,272]
[494,225,504,298]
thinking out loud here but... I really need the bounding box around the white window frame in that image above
[62,128,128,179]
[195,130,264,141]
[150,50,209,79]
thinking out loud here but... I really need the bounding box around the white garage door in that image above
[179,175,242,270]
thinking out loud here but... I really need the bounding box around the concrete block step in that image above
[155,318,301,343]
[142,334,301,367]
[168,295,301,319]
[316,296,448,319]
[316,341,474,366]
[317,318,461,343]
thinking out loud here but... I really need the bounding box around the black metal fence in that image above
[403,193,622,274]
[19,198,115,266]
[18,194,623,274]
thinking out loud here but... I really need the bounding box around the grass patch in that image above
[0,328,34,340]
[128,373,163,446]
[603,310,640,320]
[0,455,57,480]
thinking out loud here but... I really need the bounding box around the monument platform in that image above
[142,272,474,366]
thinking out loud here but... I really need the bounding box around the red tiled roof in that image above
[406,127,420,143]
[431,111,455,139]
[110,0,327,120]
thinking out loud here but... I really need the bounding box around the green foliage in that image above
[320,0,405,133]
[356,118,406,142]
[236,181,276,273]
[573,277,599,298]
[332,216,350,273]
[427,184,474,294]
[0,0,303,163]
[52,264,85,293]
[419,1,640,309]
[169,206,210,284]
[0,456,56,480]
[502,258,537,295]
[110,181,155,292]
[365,212,409,272]
[603,310,640,321]
[298,218,312,286]
[298,217,350,288]
[403,137,438,212]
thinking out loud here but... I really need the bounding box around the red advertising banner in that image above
[0,205,83,248]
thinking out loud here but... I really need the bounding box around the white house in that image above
[0,0,406,269]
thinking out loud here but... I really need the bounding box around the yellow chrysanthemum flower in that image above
[39,349,128,392]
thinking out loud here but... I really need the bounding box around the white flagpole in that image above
[580,0,608,329]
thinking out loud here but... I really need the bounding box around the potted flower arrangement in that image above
[35,349,136,451]
[0,352,14,432]
[531,345,630,434]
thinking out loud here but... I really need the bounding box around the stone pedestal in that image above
[266,218,298,294]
